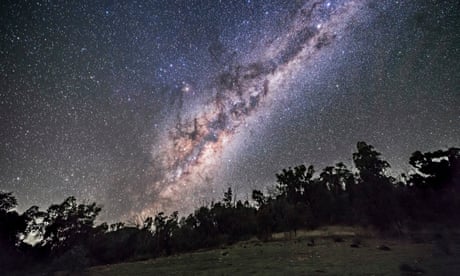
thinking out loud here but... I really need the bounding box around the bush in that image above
[49,245,90,273]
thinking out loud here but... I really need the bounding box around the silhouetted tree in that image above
[276,164,314,204]
[0,191,27,271]
[38,196,101,257]
[153,212,179,255]
[0,191,17,212]
[110,222,125,232]
[88,226,141,264]
[409,148,460,190]
[2,142,459,273]
[353,142,390,177]
[352,142,401,231]
[318,163,355,223]
[223,187,233,207]
[252,189,267,208]
[188,206,219,247]
[407,147,460,222]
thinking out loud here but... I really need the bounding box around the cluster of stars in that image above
[0,0,458,221]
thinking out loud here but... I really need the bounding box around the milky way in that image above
[1,0,459,221]
[143,0,366,217]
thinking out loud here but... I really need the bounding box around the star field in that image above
[1,0,459,221]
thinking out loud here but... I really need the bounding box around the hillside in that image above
[86,226,460,276]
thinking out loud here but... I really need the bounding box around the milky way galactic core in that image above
[1,0,459,221]
[147,0,366,217]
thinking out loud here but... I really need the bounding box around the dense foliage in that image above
[1,142,459,273]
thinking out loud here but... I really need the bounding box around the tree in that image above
[303,179,333,226]
[353,141,390,179]
[407,148,460,221]
[276,164,314,204]
[0,192,25,247]
[21,205,48,252]
[352,142,401,231]
[318,163,355,223]
[0,191,18,213]
[152,212,179,255]
[320,163,354,196]
[192,206,220,247]
[223,187,233,207]
[39,196,101,256]
[409,148,460,190]
[87,226,140,264]
[0,191,27,271]
[252,190,267,208]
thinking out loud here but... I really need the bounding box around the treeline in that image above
[1,142,459,273]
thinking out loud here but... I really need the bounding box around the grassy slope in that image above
[87,226,460,276]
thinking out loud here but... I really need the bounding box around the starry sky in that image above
[1,0,459,221]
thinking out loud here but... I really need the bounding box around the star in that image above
[0,0,458,221]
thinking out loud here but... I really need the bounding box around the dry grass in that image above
[86,226,460,276]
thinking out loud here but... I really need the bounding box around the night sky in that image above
[1,0,459,222]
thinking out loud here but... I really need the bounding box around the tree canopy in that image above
[1,142,459,274]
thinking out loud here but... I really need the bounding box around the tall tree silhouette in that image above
[152,212,179,255]
[318,163,355,223]
[409,148,460,190]
[39,196,101,256]
[0,191,17,212]
[408,147,460,221]
[353,142,390,178]
[276,164,314,204]
[352,142,400,231]
[0,192,27,270]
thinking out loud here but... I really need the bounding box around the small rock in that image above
[399,263,425,274]
[350,238,361,248]
[377,245,391,251]
[333,237,345,243]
